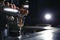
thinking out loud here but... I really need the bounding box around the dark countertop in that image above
[21,27,60,40]
[4,27,60,40]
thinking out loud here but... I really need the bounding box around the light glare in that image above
[23,5,29,8]
[4,8,18,13]
[45,13,52,20]
[41,30,53,40]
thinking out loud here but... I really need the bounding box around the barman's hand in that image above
[4,2,29,16]
[4,2,29,27]
[19,8,29,16]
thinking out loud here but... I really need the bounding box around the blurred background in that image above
[25,0,60,27]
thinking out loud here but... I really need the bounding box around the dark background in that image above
[37,0,60,27]
[25,0,60,27]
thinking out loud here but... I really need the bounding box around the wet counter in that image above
[4,27,60,40]
[22,27,60,40]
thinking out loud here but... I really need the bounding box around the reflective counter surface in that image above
[4,27,60,40]
[21,27,60,40]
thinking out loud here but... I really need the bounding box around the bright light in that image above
[23,5,29,8]
[44,26,52,29]
[36,30,54,40]
[45,13,52,20]
[18,35,22,39]
[41,30,53,40]
[4,8,18,13]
